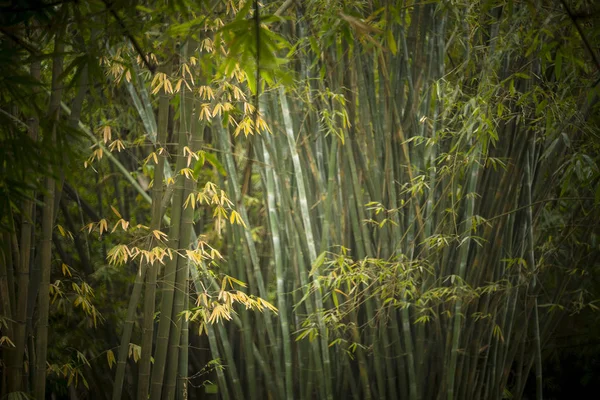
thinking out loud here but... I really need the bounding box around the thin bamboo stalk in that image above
[176,92,203,400]
[319,137,339,253]
[177,278,189,400]
[150,98,188,400]
[262,129,325,400]
[279,87,333,399]
[188,258,279,399]
[0,234,13,330]
[137,57,172,400]
[8,58,40,395]
[205,322,230,399]
[112,261,147,400]
[230,234,258,400]
[216,323,243,399]
[447,141,481,400]
[214,117,283,399]
[524,149,543,400]
[164,42,196,400]
[34,31,64,399]
[261,137,293,399]
[126,61,158,142]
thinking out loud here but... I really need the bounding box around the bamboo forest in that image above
[1,0,599,399]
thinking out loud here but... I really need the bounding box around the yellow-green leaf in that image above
[387,29,397,55]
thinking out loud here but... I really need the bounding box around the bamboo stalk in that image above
[34,31,64,400]
[137,57,172,400]
[279,86,333,400]
[261,136,293,399]
[205,322,230,399]
[447,141,481,400]
[112,261,147,400]
[524,149,543,400]
[0,234,13,331]
[262,129,326,399]
[216,323,244,399]
[164,42,196,400]
[177,277,189,400]
[149,88,188,400]
[214,117,283,398]
[7,58,40,395]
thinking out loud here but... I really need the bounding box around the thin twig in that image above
[559,0,600,78]
[101,0,156,74]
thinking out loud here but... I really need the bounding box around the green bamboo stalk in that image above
[396,106,420,400]
[149,95,188,400]
[260,126,323,398]
[34,174,55,400]
[361,48,409,400]
[355,47,406,399]
[126,62,158,142]
[351,318,372,399]
[342,123,373,258]
[0,233,13,328]
[34,32,64,399]
[261,137,293,399]
[379,322,398,400]
[514,304,531,399]
[257,127,296,400]
[415,30,443,396]
[177,94,203,400]
[318,136,339,253]
[216,323,243,399]
[480,151,520,398]
[2,233,16,398]
[187,259,277,399]
[7,58,40,395]
[125,78,156,142]
[214,122,270,300]
[491,234,518,397]
[279,86,333,400]
[214,118,283,398]
[137,57,172,400]
[446,138,481,399]
[524,149,543,400]
[205,322,230,399]
[218,141,261,399]
[402,295,418,400]
[342,135,390,400]
[177,277,189,400]
[165,43,196,398]
[502,219,531,400]
[112,262,147,400]
[227,225,257,400]
[262,130,324,400]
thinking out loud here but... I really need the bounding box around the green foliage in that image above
[218,6,293,93]
[1,0,599,399]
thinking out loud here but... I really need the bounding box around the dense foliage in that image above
[1,0,599,399]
